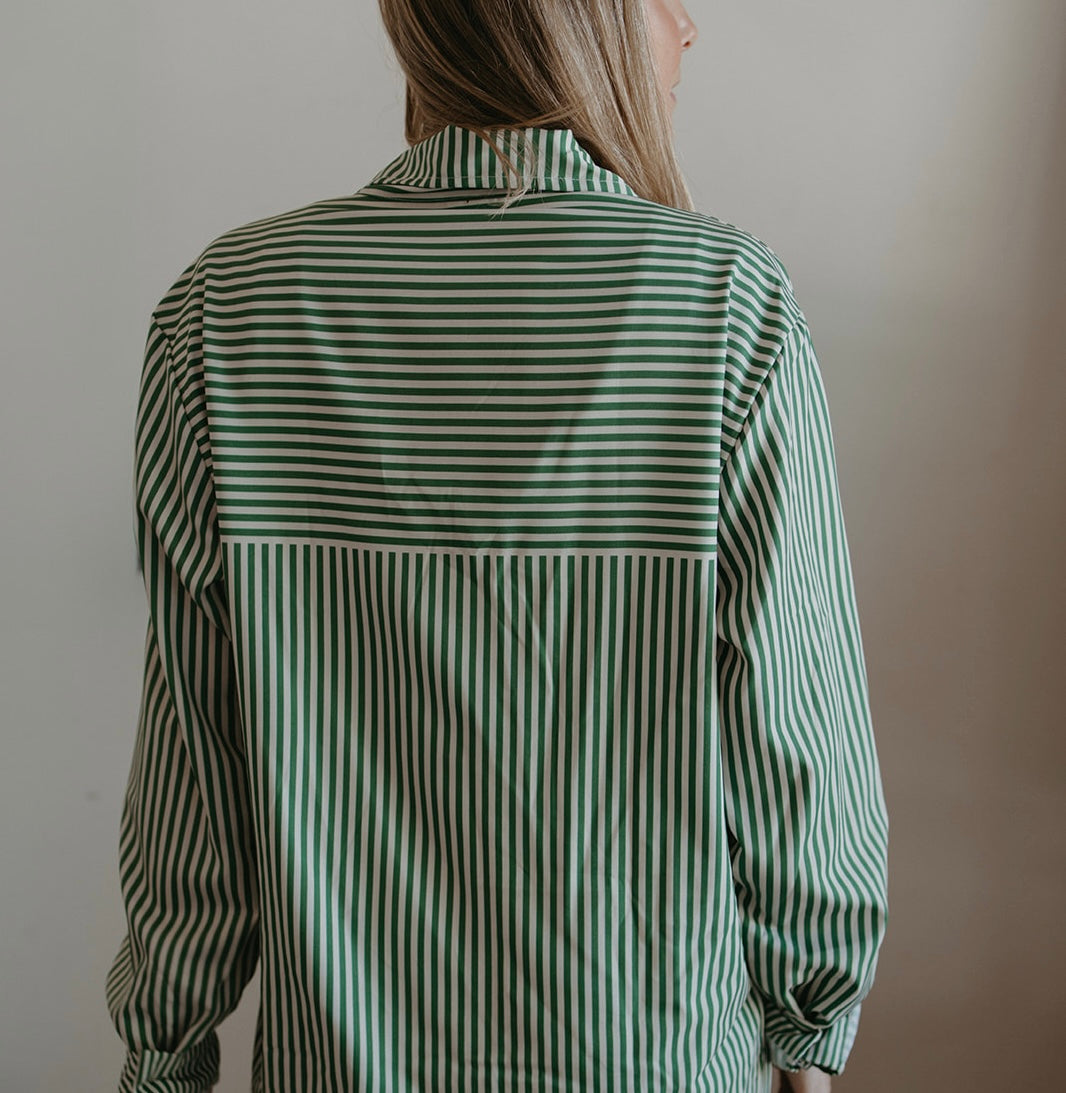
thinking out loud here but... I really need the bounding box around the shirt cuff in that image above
[118,1034,220,1093]
[766,1004,861,1076]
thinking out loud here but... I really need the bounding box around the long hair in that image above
[377,0,694,211]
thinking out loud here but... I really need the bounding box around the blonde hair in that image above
[377,0,694,211]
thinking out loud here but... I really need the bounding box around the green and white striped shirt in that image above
[107,125,888,1093]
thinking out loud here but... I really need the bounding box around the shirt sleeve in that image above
[715,318,889,1075]
[106,319,260,1092]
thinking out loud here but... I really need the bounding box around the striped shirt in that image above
[107,124,888,1093]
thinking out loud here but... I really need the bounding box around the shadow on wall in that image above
[837,12,1066,1093]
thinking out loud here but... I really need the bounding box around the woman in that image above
[107,2,888,1091]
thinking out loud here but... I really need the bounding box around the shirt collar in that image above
[368,124,638,197]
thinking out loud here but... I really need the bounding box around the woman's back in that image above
[107,122,887,1092]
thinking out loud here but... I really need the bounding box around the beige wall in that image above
[1,1,1063,1089]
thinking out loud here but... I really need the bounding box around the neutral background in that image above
[2,1,1064,1090]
